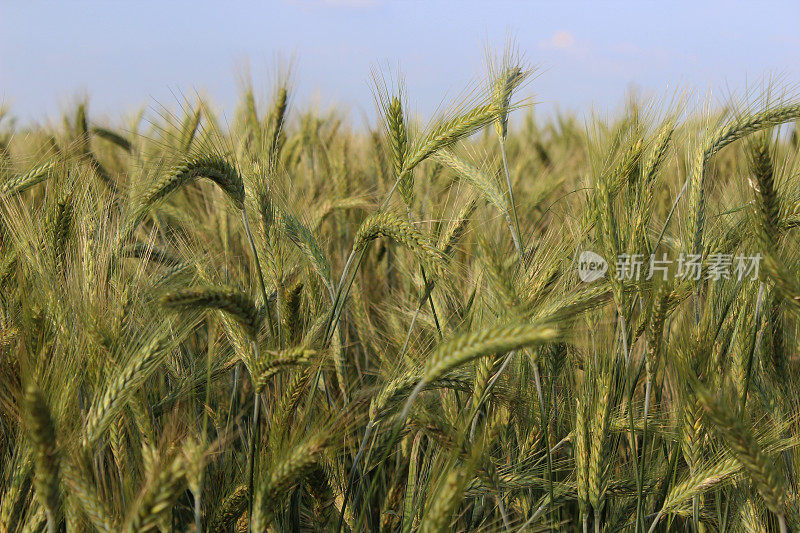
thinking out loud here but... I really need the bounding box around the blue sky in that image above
[2,1,799,126]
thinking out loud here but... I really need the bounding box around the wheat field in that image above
[1,51,800,532]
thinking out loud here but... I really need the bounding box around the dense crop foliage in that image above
[2,55,800,532]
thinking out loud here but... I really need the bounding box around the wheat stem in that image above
[500,139,523,259]
[246,387,261,533]
[241,209,276,339]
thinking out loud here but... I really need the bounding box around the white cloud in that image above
[541,31,575,50]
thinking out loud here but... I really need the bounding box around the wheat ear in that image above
[84,338,167,445]
[122,455,187,533]
[251,435,326,529]
[251,347,316,392]
[386,95,412,207]
[162,286,262,338]
[121,155,244,241]
[210,484,248,532]
[24,383,61,533]
[696,387,786,519]
[2,160,58,196]
[353,211,444,273]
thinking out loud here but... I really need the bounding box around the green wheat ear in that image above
[24,383,61,532]
[62,455,118,532]
[251,434,326,530]
[353,211,445,274]
[84,337,169,446]
[695,386,786,517]
[406,103,499,171]
[435,150,507,215]
[251,347,316,392]
[47,194,74,271]
[748,137,781,241]
[2,159,58,196]
[122,454,187,533]
[420,467,465,532]
[421,321,558,385]
[283,211,333,297]
[656,456,740,519]
[386,95,412,207]
[180,102,203,152]
[162,286,262,338]
[492,66,523,140]
[438,196,477,255]
[210,485,249,531]
[91,126,133,153]
[121,154,245,241]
